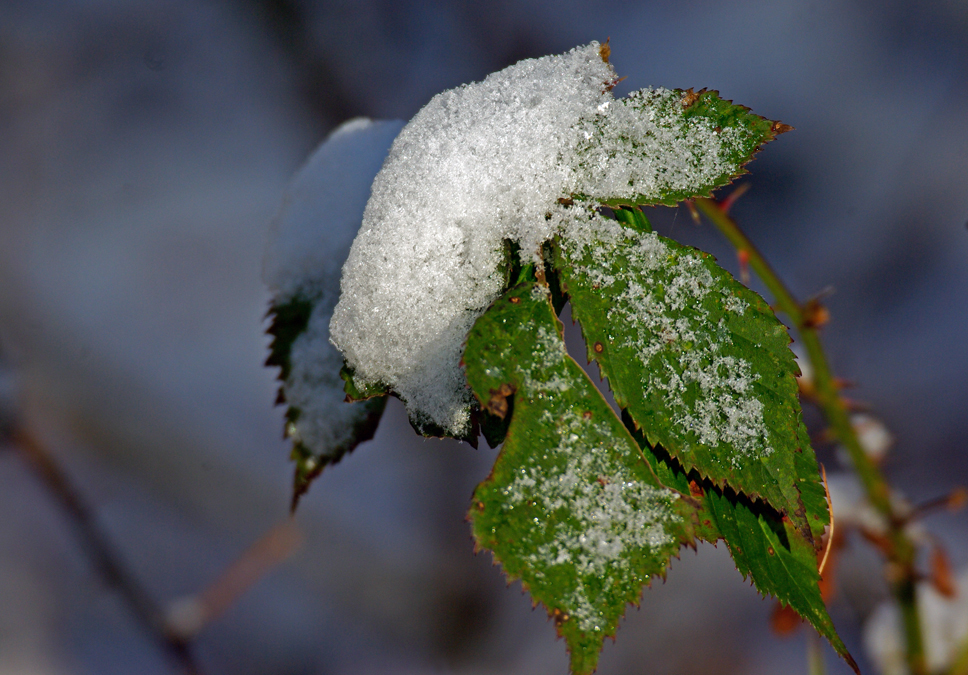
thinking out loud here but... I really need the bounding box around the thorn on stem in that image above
[718,183,750,214]
[929,544,957,598]
[911,486,968,519]
[684,200,701,224]
[803,298,831,329]
[737,249,751,285]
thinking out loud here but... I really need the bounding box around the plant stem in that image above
[807,630,826,675]
[695,197,926,675]
[951,631,968,675]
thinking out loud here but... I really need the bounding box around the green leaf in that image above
[341,364,390,401]
[266,295,387,510]
[464,281,697,675]
[575,87,784,208]
[555,210,820,542]
[623,417,856,672]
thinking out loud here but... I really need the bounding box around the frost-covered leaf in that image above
[263,118,402,507]
[624,418,856,671]
[555,208,821,540]
[578,87,784,208]
[465,280,696,675]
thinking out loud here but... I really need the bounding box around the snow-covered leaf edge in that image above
[266,296,387,509]
[553,212,820,542]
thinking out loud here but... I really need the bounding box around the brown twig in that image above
[11,426,202,675]
[165,521,302,640]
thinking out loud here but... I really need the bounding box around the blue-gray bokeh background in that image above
[1,1,966,673]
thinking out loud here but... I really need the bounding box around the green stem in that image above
[694,197,926,675]
[808,629,826,675]
[950,630,968,675]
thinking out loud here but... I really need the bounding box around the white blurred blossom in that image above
[864,567,968,675]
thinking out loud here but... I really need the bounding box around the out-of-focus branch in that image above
[11,426,202,675]
[165,520,302,640]
[695,195,927,675]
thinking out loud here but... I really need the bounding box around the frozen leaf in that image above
[578,87,784,208]
[555,208,821,541]
[464,280,696,674]
[328,45,786,440]
[263,118,402,507]
[464,279,852,672]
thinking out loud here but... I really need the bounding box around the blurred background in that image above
[0,1,966,673]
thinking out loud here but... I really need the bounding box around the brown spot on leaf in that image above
[772,121,794,134]
[486,383,516,419]
[768,546,775,556]
[509,296,520,304]
[582,410,593,420]
[593,342,604,353]
[688,480,704,498]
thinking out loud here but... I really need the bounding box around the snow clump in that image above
[330,42,743,436]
